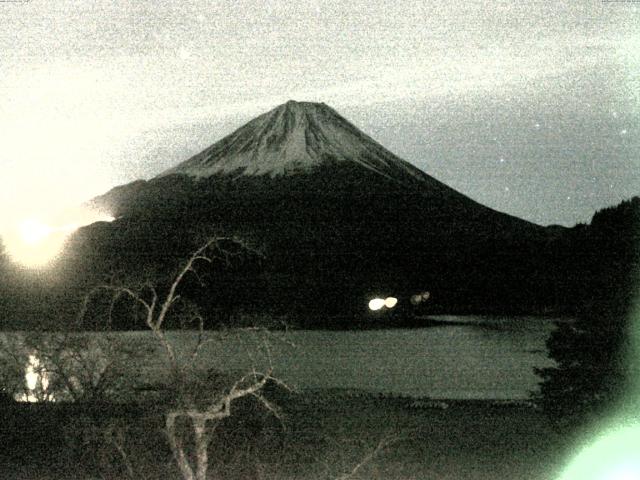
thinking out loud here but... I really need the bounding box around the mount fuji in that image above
[76,101,559,325]
[92,100,534,228]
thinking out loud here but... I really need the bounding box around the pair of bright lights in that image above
[368,297,398,311]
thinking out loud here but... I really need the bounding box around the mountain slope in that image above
[76,101,557,324]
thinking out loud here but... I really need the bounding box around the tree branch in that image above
[335,433,401,480]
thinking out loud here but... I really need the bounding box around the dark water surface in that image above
[162,315,561,399]
[3,316,562,400]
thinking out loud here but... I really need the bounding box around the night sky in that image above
[1,0,638,228]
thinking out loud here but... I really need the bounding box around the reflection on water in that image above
[16,353,52,402]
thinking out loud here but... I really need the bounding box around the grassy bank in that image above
[0,390,570,480]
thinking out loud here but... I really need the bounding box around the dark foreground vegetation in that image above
[0,390,569,480]
[536,197,640,430]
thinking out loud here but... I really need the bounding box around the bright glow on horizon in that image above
[18,219,52,245]
[4,208,114,268]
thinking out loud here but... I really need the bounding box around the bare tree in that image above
[334,433,400,480]
[81,237,287,480]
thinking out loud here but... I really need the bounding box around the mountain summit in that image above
[161,100,428,182]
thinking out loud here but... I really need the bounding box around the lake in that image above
[2,316,562,400]
[180,315,560,400]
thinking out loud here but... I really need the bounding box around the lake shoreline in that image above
[0,311,571,332]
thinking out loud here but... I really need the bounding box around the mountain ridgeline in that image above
[38,102,640,328]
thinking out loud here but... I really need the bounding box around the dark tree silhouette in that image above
[535,197,640,428]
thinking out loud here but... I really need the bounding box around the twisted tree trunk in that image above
[166,412,196,480]
[193,415,210,480]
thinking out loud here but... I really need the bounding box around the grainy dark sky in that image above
[1,0,638,227]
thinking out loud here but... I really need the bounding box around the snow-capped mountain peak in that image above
[160,100,427,181]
